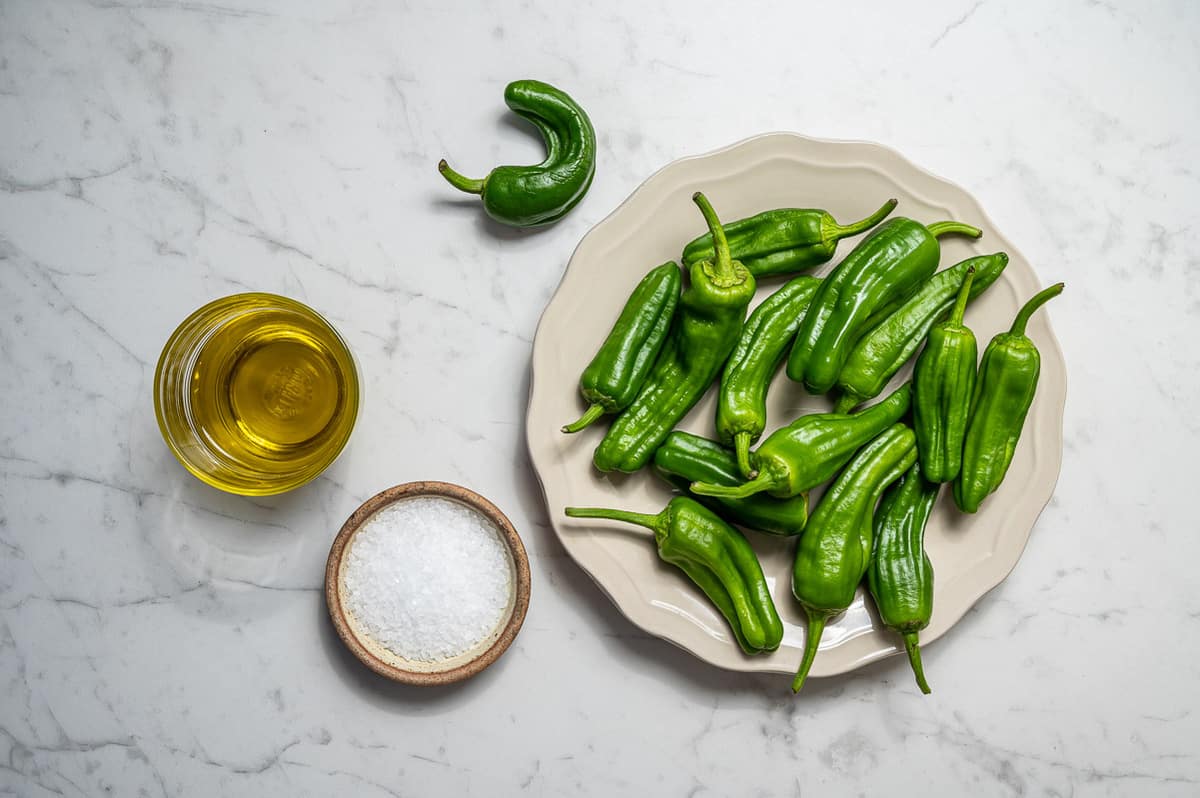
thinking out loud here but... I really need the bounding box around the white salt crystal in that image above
[342,496,514,662]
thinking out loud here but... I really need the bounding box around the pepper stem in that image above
[1009,282,1065,337]
[438,159,485,194]
[903,632,931,694]
[692,192,735,282]
[561,404,605,434]
[949,266,977,327]
[830,198,898,240]
[791,611,828,693]
[926,220,982,240]
[690,471,773,500]
[734,432,755,479]
[833,393,859,415]
[564,506,660,535]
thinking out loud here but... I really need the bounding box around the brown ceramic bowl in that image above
[325,481,531,686]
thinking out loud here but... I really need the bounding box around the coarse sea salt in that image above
[342,496,514,663]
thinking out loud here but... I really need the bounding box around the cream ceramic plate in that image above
[525,133,1066,677]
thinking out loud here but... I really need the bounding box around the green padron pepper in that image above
[438,79,595,227]
[716,275,822,477]
[565,497,784,654]
[833,253,1009,413]
[954,283,1064,513]
[562,262,681,433]
[691,383,911,500]
[867,463,939,694]
[791,423,917,693]
[652,431,808,537]
[593,193,755,473]
[912,267,979,483]
[788,217,982,394]
[681,199,898,278]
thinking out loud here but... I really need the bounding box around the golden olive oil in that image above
[155,294,359,495]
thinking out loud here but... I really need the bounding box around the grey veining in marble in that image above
[2,0,1198,795]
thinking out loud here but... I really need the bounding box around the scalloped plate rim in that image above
[525,131,1066,677]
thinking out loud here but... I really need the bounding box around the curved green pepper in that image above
[562,262,681,433]
[652,431,808,537]
[681,199,898,278]
[867,463,939,694]
[593,193,755,473]
[787,217,982,394]
[954,283,1064,513]
[438,79,595,227]
[717,275,822,476]
[690,382,911,500]
[791,423,917,693]
[913,267,979,483]
[833,253,1009,413]
[565,497,784,654]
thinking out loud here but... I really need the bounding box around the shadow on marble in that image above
[138,443,349,610]
[505,365,556,548]
[314,595,514,714]
[429,198,562,243]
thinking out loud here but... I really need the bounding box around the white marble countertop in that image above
[2,1,1197,795]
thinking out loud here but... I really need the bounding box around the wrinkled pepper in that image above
[717,275,822,477]
[653,431,808,537]
[594,193,755,473]
[438,79,595,227]
[562,262,681,433]
[913,267,979,483]
[791,423,917,693]
[681,199,898,278]
[787,217,982,394]
[565,497,784,654]
[867,463,939,694]
[834,253,1009,413]
[691,382,911,500]
[954,283,1064,513]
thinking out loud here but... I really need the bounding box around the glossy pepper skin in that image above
[834,253,1009,413]
[791,424,917,693]
[913,267,979,483]
[954,283,1064,513]
[681,199,898,278]
[593,193,755,473]
[438,80,595,227]
[565,497,784,654]
[690,382,911,500]
[867,463,939,694]
[653,431,808,537]
[787,217,983,395]
[562,262,681,433]
[717,275,822,477]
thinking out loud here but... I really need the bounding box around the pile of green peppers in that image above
[559,189,1063,695]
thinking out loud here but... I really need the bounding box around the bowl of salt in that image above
[325,481,531,686]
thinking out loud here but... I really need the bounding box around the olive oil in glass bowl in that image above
[154,293,360,496]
